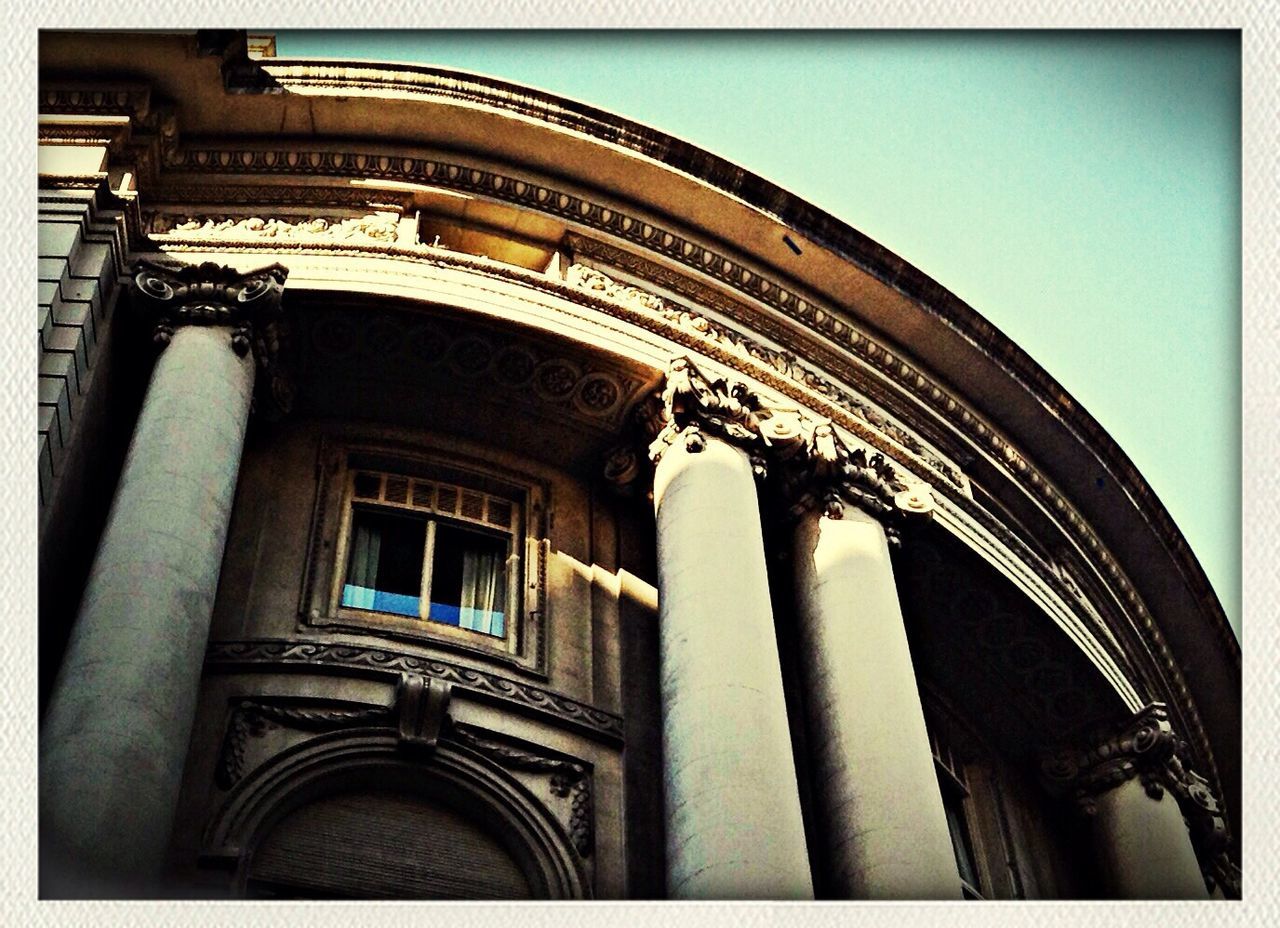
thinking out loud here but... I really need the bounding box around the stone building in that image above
[37,31,1240,899]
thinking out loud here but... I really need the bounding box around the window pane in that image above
[429,523,507,637]
[342,509,425,618]
[943,791,980,890]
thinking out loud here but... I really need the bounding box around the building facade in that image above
[37,31,1241,900]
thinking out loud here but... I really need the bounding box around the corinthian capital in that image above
[1041,703,1179,810]
[1041,702,1238,896]
[647,356,773,477]
[132,260,292,418]
[633,358,934,536]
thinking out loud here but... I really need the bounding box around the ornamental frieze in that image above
[124,138,1213,796]
[49,121,1236,706]
[147,211,402,244]
[204,638,624,742]
[304,307,642,430]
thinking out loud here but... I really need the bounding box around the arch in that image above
[201,727,589,899]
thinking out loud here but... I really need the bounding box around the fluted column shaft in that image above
[40,324,255,893]
[793,506,961,899]
[653,434,813,899]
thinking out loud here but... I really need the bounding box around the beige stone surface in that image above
[653,435,812,899]
[40,325,255,893]
[793,507,961,899]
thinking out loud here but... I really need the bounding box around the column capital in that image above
[613,356,933,538]
[1041,702,1239,897]
[131,259,292,418]
[1041,703,1178,810]
[777,419,935,542]
[645,355,781,478]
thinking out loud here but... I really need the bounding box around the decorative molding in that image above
[137,200,1217,815]
[566,255,966,488]
[147,212,402,244]
[640,356,933,539]
[215,673,451,789]
[216,700,390,790]
[211,687,593,860]
[449,721,594,857]
[204,639,624,743]
[39,91,1236,688]
[131,259,292,420]
[120,130,1217,816]
[152,183,414,212]
[1040,703,1238,898]
[304,307,642,431]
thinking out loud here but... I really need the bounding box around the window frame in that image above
[921,685,1028,901]
[301,438,549,677]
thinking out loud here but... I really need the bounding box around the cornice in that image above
[140,144,1226,675]
[38,67,1235,685]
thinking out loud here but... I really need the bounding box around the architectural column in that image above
[649,359,813,899]
[40,260,288,895]
[786,424,959,899]
[1043,703,1226,899]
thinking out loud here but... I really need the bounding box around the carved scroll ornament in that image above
[132,259,292,419]
[1040,703,1239,897]
[625,356,934,538]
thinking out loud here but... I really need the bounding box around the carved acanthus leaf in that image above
[149,212,401,244]
[1041,703,1237,896]
[632,356,933,532]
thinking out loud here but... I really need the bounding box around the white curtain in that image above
[458,546,506,636]
[342,520,382,609]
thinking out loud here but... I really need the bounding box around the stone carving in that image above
[148,212,401,243]
[639,356,933,536]
[70,123,1234,700]
[1041,703,1238,898]
[211,683,592,859]
[131,259,292,420]
[215,673,451,789]
[215,700,381,789]
[50,93,1226,810]
[648,356,773,476]
[566,261,963,488]
[449,721,594,857]
[307,308,637,430]
[1041,703,1178,810]
[204,639,624,742]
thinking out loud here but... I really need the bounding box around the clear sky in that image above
[275,31,1241,637]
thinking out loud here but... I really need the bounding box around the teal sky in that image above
[275,31,1241,637]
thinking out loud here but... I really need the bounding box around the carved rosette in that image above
[625,356,933,539]
[131,259,292,419]
[1041,703,1239,897]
